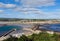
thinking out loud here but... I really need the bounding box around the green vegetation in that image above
[0,18,21,21]
[0,18,59,22]
[3,32,60,41]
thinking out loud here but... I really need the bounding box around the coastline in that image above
[0,22,60,41]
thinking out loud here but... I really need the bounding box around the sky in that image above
[0,0,60,19]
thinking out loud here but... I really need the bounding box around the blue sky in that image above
[0,0,60,19]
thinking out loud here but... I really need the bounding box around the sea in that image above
[0,25,22,36]
[39,23,60,32]
[0,24,60,36]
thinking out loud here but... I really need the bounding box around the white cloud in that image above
[21,0,55,7]
[14,7,60,19]
[15,0,20,2]
[5,4,16,8]
[0,10,4,13]
[0,2,5,7]
[0,2,16,8]
[14,7,45,14]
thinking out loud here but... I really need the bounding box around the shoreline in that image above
[0,27,60,41]
[0,23,60,41]
[0,21,60,24]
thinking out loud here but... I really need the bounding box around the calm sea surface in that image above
[0,25,22,36]
[39,23,60,32]
[0,24,60,36]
